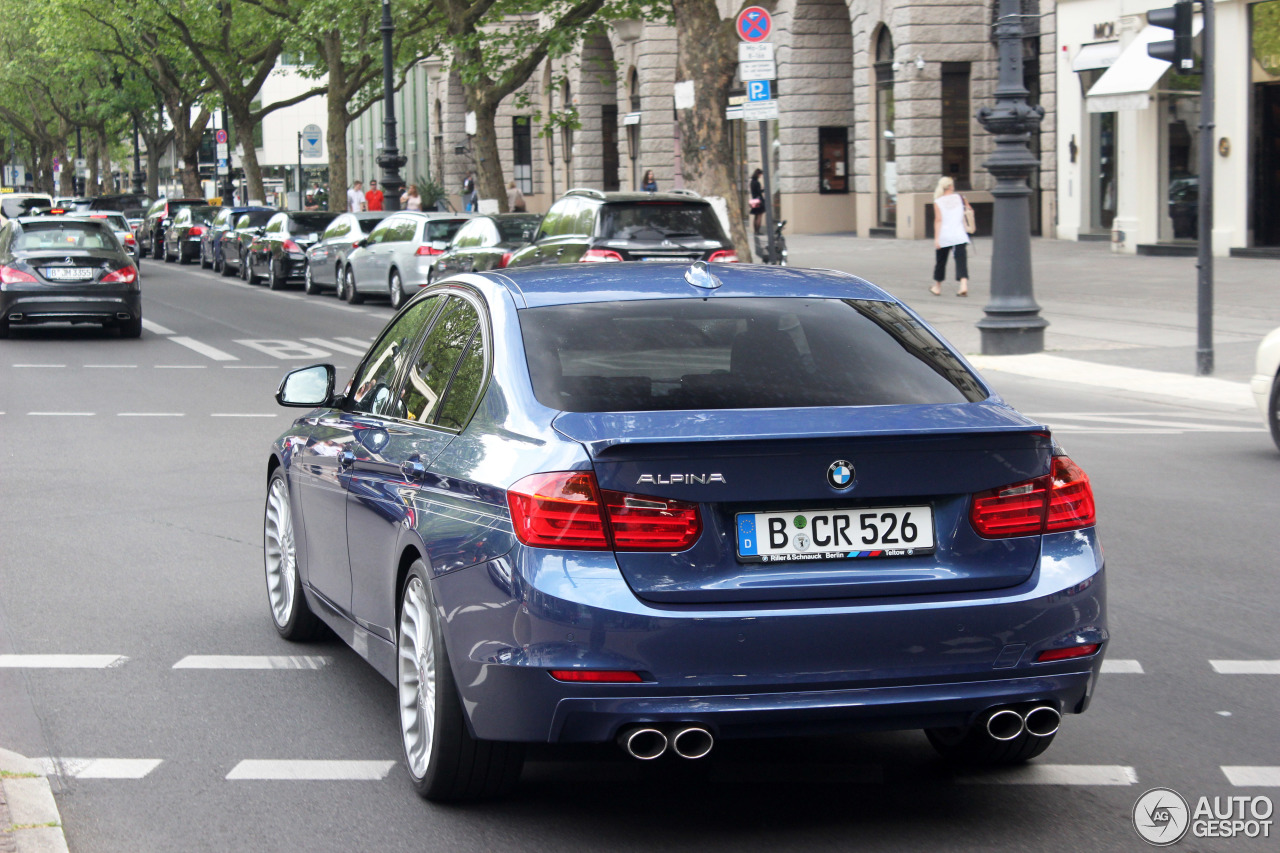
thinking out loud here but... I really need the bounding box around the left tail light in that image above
[100,266,138,285]
[499,251,513,268]
[189,226,204,236]
[0,265,38,284]
[123,233,136,245]
[415,245,444,256]
[707,250,739,263]
[507,471,702,551]
[283,239,303,254]
[970,454,1096,538]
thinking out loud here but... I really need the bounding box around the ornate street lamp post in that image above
[377,0,407,212]
[975,0,1047,354]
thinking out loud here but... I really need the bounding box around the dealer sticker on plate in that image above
[736,506,934,563]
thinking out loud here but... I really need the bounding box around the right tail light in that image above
[970,455,1096,538]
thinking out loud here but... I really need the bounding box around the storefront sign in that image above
[1094,21,1117,39]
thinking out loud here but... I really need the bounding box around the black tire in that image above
[240,252,250,281]
[221,249,236,277]
[389,269,405,309]
[200,243,212,269]
[925,722,1056,766]
[264,469,325,641]
[345,268,364,304]
[246,253,261,285]
[304,262,321,295]
[177,243,191,264]
[268,256,286,290]
[397,561,523,801]
[119,313,142,339]
[1268,375,1280,452]
[152,235,164,260]
[0,317,9,338]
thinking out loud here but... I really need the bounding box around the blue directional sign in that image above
[300,123,323,158]
[747,80,771,102]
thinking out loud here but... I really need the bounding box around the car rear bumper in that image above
[2,291,141,324]
[1251,373,1271,419]
[432,528,1107,744]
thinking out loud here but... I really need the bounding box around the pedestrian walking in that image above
[365,179,384,212]
[348,180,365,212]
[930,176,971,297]
[461,171,477,212]
[749,168,766,234]
[313,184,328,211]
[641,170,658,192]
[402,184,423,211]
[507,180,526,212]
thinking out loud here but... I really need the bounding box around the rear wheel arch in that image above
[395,544,426,610]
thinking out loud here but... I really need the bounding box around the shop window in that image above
[940,63,971,190]
[818,127,848,193]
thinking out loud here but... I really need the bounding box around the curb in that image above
[0,750,68,853]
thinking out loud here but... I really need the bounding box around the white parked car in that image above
[1251,327,1280,449]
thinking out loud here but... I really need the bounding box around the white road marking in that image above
[302,337,368,356]
[1223,766,1280,786]
[173,655,330,670]
[235,339,330,360]
[1028,412,1263,435]
[85,364,136,369]
[28,412,95,417]
[169,336,239,361]
[223,365,280,369]
[118,413,185,417]
[141,319,176,335]
[0,655,127,668]
[13,364,65,368]
[956,765,1138,786]
[1101,659,1144,674]
[1211,660,1280,674]
[226,760,395,781]
[210,413,277,418]
[155,365,206,369]
[37,758,162,779]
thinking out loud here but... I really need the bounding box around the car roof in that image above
[480,262,893,309]
[562,190,711,205]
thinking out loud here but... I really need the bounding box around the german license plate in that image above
[43,267,94,281]
[736,506,934,563]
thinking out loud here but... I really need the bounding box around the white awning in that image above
[1086,20,1203,112]
[1072,41,1121,72]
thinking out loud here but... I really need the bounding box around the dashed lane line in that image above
[173,655,331,670]
[210,413,278,418]
[1101,659,1144,674]
[1211,660,1280,674]
[37,758,162,780]
[118,413,185,417]
[13,364,65,368]
[956,765,1138,786]
[168,336,238,361]
[84,364,136,369]
[226,760,396,781]
[1223,767,1280,786]
[0,655,127,668]
[155,365,206,369]
[140,319,175,336]
[27,412,94,417]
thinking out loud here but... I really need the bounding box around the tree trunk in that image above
[228,102,265,204]
[88,134,101,196]
[326,99,350,213]
[98,127,111,194]
[146,148,161,198]
[468,98,507,213]
[673,0,752,257]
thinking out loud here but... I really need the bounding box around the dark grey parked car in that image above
[303,211,391,295]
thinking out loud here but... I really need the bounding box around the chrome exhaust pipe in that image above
[670,726,714,760]
[985,708,1025,741]
[617,726,668,760]
[1023,705,1061,737]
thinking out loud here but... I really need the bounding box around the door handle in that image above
[339,450,355,470]
[401,460,426,481]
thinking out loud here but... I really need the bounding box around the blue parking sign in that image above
[748,80,771,101]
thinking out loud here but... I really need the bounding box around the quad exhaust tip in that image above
[618,724,714,760]
[618,726,668,760]
[983,705,1061,741]
[1023,705,1061,737]
[671,726,714,760]
[984,708,1026,741]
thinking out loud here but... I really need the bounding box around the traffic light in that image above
[1147,0,1196,70]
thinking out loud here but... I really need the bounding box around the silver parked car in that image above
[304,211,391,296]
[341,211,472,308]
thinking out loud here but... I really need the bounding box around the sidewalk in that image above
[786,233,1279,408]
[0,750,67,853]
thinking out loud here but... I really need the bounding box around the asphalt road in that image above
[1,256,1277,852]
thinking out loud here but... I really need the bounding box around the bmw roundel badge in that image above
[827,460,855,490]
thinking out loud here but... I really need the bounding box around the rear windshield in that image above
[2,198,51,219]
[88,213,129,230]
[426,219,467,242]
[598,203,727,242]
[497,217,540,242]
[13,222,118,252]
[191,206,218,224]
[289,213,337,234]
[520,298,985,412]
[240,211,275,228]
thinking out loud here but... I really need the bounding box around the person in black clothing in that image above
[749,169,766,233]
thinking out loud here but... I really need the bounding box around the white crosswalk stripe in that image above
[1223,767,1280,786]
[956,765,1138,786]
[1211,660,1280,674]
[1102,659,1144,674]
[173,655,330,670]
[37,758,162,779]
[168,336,238,361]
[226,760,395,781]
[0,655,127,668]
[140,319,176,335]
[301,337,371,356]
[1028,411,1263,435]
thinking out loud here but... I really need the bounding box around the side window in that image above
[399,218,421,242]
[213,210,229,227]
[348,296,442,417]
[323,218,349,239]
[452,220,480,248]
[266,216,282,234]
[234,214,250,229]
[401,297,481,424]
[367,220,393,245]
[436,333,486,430]
[539,203,567,239]
[479,221,501,246]
[575,202,597,237]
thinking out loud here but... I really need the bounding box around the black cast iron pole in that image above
[1196,0,1215,375]
[75,127,84,197]
[377,0,406,212]
[131,115,144,195]
[220,109,234,204]
[975,0,1048,354]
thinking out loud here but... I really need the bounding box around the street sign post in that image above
[736,9,777,264]
[736,6,772,42]
[300,124,323,159]
[215,129,228,145]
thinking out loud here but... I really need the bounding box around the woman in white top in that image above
[931,176,971,297]
[401,184,423,211]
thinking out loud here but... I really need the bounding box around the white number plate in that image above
[736,506,934,563]
[43,267,94,281]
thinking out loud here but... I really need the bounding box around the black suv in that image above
[505,189,737,267]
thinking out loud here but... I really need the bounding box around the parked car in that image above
[431,213,542,281]
[0,215,141,337]
[141,197,205,259]
[82,193,152,214]
[266,261,1105,801]
[505,189,737,268]
[86,211,141,264]
[342,211,472,308]
[200,206,274,273]
[221,209,277,278]
[244,211,338,289]
[164,205,218,264]
[1252,326,1280,449]
[303,211,391,295]
[0,193,53,224]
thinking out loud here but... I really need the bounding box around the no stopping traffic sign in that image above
[736,6,772,42]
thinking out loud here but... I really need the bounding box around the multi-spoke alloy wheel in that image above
[398,575,437,780]
[263,470,321,640]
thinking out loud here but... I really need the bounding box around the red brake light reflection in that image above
[1036,643,1101,662]
[549,670,644,683]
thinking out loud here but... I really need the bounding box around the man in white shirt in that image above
[347,181,365,212]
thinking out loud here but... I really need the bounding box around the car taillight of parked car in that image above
[283,240,303,254]
[969,455,1096,538]
[707,250,739,263]
[506,471,702,552]
[0,265,37,284]
[581,249,624,263]
[415,245,444,256]
[100,266,138,285]
[189,226,204,237]
[123,234,136,245]
[499,251,513,268]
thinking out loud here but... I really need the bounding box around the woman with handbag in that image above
[930,176,972,297]
[749,168,766,234]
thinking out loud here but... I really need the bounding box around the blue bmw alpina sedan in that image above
[266,261,1106,801]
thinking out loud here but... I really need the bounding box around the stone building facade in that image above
[348,0,1057,240]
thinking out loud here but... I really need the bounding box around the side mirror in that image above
[357,238,369,248]
[276,363,336,408]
